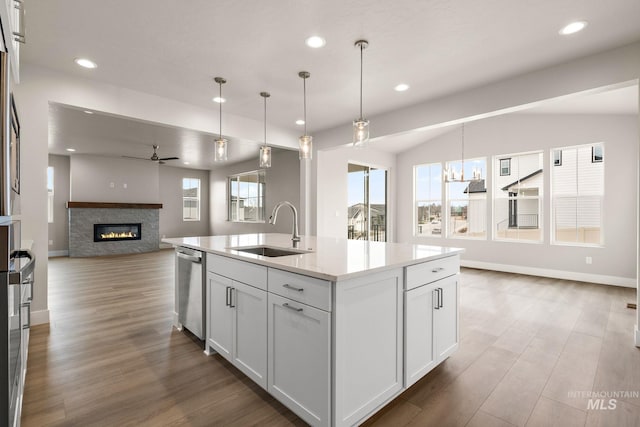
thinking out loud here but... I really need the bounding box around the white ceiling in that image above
[27,1,640,165]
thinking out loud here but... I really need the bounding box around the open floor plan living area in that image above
[2,1,640,426]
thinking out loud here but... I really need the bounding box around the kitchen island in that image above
[163,233,463,427]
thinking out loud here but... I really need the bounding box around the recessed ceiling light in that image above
[394,83,410,92]
[212,97,226,103]
[74,58,97,69]
[295,119,305,125]
[84,110,94,114]
[183,161,190,165]
[559,21,587,35]
[305,36,326,48]
[66,148,76,152]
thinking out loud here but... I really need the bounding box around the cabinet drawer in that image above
[405,255,459,290]
[268,268,332,312]
[207,253,267,291]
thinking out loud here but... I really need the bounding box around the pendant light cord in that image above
[264,95,267,147]
[303,76,307,136]
[219,82,223,140]
[359,42,363,119]
[461,123,465,180]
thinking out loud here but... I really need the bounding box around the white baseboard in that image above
[635,326,640,348]
[48,250,69,257]
[461,260,636,288]
[31,309,50,325]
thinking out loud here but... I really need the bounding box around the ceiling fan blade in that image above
[158,156,179,161]
[122,155,151,161]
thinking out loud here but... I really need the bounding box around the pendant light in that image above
[444,123,482,182]
[298,71,312,160]
[353,39,370,148]
[259,91,272,168]
[214,77,228,162]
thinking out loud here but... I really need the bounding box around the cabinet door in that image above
[207,272,233,361]
[268,293,330,427]
[404,283,436,387]
[232,281,267,389]
[434,275,459,362]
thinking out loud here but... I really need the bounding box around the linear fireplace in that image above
[94,223,142,242]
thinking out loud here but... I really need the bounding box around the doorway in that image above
[347,163,387,241]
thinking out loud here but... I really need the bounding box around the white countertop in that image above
[163,233,464,281]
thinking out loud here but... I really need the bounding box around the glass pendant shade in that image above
[259,145,272,168]
[213,77,228,163]
[259,91,272,168]
[299,135,313,160]
[298,71,312,160]
[353,118,370,148]
[214,137,227,162]
[353,40,370,148]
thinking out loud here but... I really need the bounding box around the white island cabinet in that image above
[164,233,463,427]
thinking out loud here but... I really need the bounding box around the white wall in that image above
[159,166,210,239]
[397,114,638,284]
[209,149,300,235]
[70,155,160,203]
[48,155,70,254]
[316,145,396,241]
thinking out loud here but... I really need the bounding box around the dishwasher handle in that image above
[177,251,202,263]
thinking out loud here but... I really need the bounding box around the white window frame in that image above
[182,177,201,221]
[228,170,266,223]
[414,162,442,237]
[551,143,604,247]
[492,151,544,244]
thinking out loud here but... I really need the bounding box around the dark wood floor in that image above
[22,250,640,426]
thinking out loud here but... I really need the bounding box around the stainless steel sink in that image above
[229,245,312,257]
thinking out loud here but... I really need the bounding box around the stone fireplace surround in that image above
[67,202,162,257]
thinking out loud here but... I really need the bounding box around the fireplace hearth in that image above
[94,223,142,242]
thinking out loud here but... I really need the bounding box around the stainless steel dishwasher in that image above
[176,247,205,340]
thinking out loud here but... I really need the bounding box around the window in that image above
[414,163,442,236]
[553,150,562,166]
[182,178,201,221]
[493,152,543,242]
[551,143,604,246]
[348,163,387,241]
[228,170,266,222]
[47,166,54,223]
[499,158,511,176]
[445,158,487,239]
[592,145,603,163]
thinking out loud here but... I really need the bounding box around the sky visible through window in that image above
[348,169,386,206]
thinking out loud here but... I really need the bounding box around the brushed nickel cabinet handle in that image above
[283,303,303,312]
[283,284,304,292]
[431,267,444,273]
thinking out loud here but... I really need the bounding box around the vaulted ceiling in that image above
[25,0,640,166]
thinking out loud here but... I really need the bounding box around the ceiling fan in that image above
[123,145,179,164]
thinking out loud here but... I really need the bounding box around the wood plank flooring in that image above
[22,250,640,426]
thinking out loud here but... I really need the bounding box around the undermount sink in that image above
[229,245,312,258]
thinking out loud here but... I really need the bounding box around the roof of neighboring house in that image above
[183,188,198,197]
[348,203,386,219]
[463,179,487,194]
[501,169,543,191]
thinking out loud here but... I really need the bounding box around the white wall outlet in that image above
[586,256,592,265]
[48,240,53,245]
[123,183,127,189]
[109,182,115,188]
